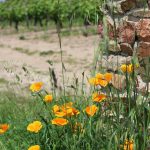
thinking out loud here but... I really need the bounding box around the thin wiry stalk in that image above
[56,0,66,96]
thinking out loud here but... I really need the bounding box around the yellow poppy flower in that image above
[51,118,69,126]
[53,105,60,113]
[29,82,43,92]
[0,124,9,134]
[85,105,98,116]
[127,64,133,73]
[44,94,53,102]
[124,139,134,150]
[27,121,42,133]
[28,145,40,150]
[120,64,128,73]
[120,64,138,74]
[92,92,106,102]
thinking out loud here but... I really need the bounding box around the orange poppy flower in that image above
[53,103,80,117]
[92,92,106,102]
[51,118,69,126]
[29,82,43,92]
[89,73,112,87]
[27,121,42,133]
[104,73,113,82]
[44,94,53,102]
[0,124,9,134]
[64,108,80,117]
[85,105,98,116]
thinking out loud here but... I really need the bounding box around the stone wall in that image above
[101,0,150,83]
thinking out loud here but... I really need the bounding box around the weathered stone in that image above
[109,40,121,52]
[136,19,150,42]
[100,55,131,71]
[120,43,134,56]
[148,0,150,9]
[137,76,150,93]
[120,0,136,13]
[111,73,126,90]
[131,8,150,18]
[136,0,148,8]
[138,42,150,57]
[105,15,116,39]
[106,1,123,15]
[118,21,135,45]
[103,0,150,85]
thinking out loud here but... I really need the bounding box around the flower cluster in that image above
[120,64,139,74]
[52,102,80,117]
[26,68,137,149]
[88,73,112,87]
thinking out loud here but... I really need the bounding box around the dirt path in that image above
[0,29,100,91]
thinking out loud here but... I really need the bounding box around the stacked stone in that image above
[102,0,150,82]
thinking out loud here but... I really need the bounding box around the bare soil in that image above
[0,29,100,91]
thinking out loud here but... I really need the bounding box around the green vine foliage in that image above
[0,0,104,30]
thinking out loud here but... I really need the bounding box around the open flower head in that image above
[53,102,80,117]
[104,73,113,82]
[29,82,43,92]
[65,108,80,117]
[92,92,106,102]
[44,94,53,102]
[85,105,98,116]
[0,124,9,134]
[51,118,69,126]
[89,73,112,87]
[28,145,40,150]
[53,105,60,113]
[27,121,42,133]
[124,139,134,150]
